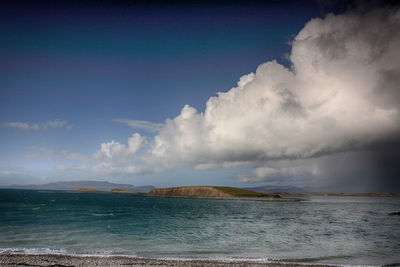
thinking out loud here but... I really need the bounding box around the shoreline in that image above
[0,254,344,267]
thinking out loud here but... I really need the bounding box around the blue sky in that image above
[1,1,400,192]
[1,2,312,143]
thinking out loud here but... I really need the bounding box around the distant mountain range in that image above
[1,180,155,193]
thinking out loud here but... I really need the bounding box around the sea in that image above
[0,189,399,266]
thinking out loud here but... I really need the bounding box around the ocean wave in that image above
[91,213,114,217]
[0,248,136,258]
[0,248,67,255]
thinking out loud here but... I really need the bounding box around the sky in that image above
[1,0,400,192]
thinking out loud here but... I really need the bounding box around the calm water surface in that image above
[0,189,399,265]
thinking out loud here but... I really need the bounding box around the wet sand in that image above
[0,254,338,267]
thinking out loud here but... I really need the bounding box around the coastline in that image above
[0,254,342,267]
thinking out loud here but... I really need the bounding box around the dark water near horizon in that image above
[0,189,399,266]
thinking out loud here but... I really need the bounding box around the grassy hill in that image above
[148,186,280,198]
[110,188,138,194]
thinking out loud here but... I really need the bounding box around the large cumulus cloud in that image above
[149,7,400,171]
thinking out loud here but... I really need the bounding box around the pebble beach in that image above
[0,254,339,267]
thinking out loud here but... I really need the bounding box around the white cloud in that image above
[24,134,150,176]
[3,119,73,131]
[147,7,400,170]
[58,133,152,176]
[2,122,40,131]
[59,7,400,184]
[43,119,73,130]
[94,133,145,160]
[113,119,163,133]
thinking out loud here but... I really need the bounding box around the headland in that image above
[147,186,302,201]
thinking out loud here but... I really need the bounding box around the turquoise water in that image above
[0,189,399,265]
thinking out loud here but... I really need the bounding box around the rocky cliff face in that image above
[148,186,233,198]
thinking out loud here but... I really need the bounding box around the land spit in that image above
[147,186,303,202]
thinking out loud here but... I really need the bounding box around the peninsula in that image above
[147,186,291,200]
[110,188,138,194]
